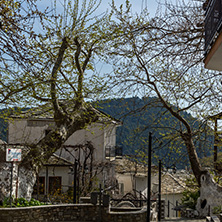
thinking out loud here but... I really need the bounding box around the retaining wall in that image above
[0,204,147,222]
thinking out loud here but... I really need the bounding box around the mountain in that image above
[94,97,214,169]
[0,97,214,169]
[0,111,8,142]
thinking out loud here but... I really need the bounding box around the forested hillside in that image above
[0,113,7,142]
[95,97,214,169]
[0,97,214,169]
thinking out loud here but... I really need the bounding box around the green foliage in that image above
[96,97,213,169]
[213,205,222,214]
[0,197,44,208]
[181,189,200,210]
[48,188,73,203]
[181,177,200,210]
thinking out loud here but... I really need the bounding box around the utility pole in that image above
[158,160,162,221]
[147,132,152,222]
[10,162,13,208]
[73,159,77,204]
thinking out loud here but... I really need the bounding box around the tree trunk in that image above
[0,161,17,202]
[182,133,222,217]
[0,104,99,201]
[181,133,206,186]
[196,171,222,216]
[154,85,222,217]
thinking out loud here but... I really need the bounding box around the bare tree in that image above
[107,0,222,216]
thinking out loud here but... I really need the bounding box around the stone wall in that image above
[0,204,147,222]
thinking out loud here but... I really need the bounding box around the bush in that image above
[213,205,222,214]
[181,189,200,209]
[181,177,200,210]
[0,197,44,208]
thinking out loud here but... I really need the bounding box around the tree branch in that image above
[50,36,69,123]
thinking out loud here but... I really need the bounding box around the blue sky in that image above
[37,0,159,17]
[98,0,158,15]
[33,0,161,101]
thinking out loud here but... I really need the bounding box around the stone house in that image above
[115,157,191,217]
[160,170,190,218]
[114,157,159,196]
[7,103,122,197]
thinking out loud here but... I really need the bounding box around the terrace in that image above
[204,0,222,70]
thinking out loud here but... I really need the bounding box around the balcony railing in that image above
[204,0,222,52]
[105,145,123,159]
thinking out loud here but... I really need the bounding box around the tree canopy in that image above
[0,0,122,201]
[1,0,222,214]
[102,0,222,184]
[0,0,116,108]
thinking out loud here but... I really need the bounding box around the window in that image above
[118,183,124,195]
[49,177,62,194]
[105,146,115,159]
[33,176,45,195]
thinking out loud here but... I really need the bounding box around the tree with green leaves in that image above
[0,0,119,201]
[107,0,222,216]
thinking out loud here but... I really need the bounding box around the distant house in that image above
[160,171,190,218]
[115,157,192,217]
[7,102,122,197]
[115,157,158,196]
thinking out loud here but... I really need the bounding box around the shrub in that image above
[181,189,200,209]
[181,176,200,210]
[213,205,222,214]
[0,197,44,208]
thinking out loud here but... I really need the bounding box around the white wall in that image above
[116,173,134,195]
[162,193,183,218]
[38,166,70,193]
[116,172,159,196]
[8,119,118,163]
[135,176,147,193]
[8,119,54,144]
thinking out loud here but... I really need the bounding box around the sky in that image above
[37,0,159,17]
[98,0,158,15]
[35,0,160,85]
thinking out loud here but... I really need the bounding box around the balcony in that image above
[105,145,123,160]
[204,0,222,71]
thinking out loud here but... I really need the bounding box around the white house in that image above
[115,157,159,196]
[7,103,122,198]
[160,170,190,218]
[115,157,192,217]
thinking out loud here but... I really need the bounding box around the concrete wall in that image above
[0,204,147,222]
[8,119,50,144]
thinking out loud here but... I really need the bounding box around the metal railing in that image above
[204,0,222,52]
